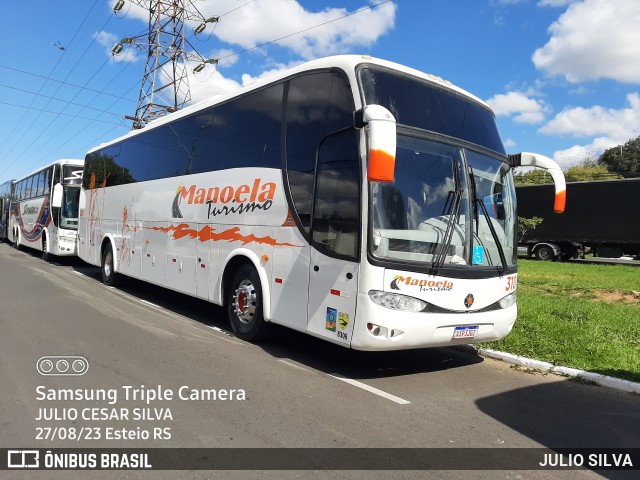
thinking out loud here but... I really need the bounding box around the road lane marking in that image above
[278,359,315,374]
[328,374,411,405]
[140,299,161,309]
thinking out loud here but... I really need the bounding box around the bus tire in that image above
[227,264,266,342]
[42,234,50,262]
[13,229,20,250]
[101,243,119,286]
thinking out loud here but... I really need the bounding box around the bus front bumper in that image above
[350,292,517,351]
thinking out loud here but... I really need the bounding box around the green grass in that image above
[481,260,640,383]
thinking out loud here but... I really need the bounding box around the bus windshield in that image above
[60,187,80,230]
[370,135,517,270]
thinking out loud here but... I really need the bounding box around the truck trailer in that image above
[517,178,640,261]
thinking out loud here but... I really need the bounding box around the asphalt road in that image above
[0,242,638,480]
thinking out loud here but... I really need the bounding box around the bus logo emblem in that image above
[464,294,474,309]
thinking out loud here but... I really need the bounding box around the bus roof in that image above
[87,54,490,155]
[13,159,84,182]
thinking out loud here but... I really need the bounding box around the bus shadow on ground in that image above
[475,382,640,479]
[257,324,484,380]
[70,261,484,380]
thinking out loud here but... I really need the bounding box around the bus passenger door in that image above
[306,131,361,346]
[307,250,358,346]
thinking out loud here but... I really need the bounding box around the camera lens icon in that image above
[37,356,88,376]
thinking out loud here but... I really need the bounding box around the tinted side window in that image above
[43,168,52,195]
[222,84,283,170]
[84,149,135,189]
[359,68,506,155]
[312,130,360,259]
[286,71,354,233]
[25,176,34,199]
[182,108,225,175]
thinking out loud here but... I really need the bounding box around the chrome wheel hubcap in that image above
[104,251,112,277]
[233,279,257,324]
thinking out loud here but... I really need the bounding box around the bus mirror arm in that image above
[357,105,397,183]
[52,183,63,208]
[509,152,566,213]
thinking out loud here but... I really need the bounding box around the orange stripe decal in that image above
[554,190,566,213]
[148,224,303,248]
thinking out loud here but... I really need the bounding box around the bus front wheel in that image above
[13,229,20,250]
[42,234,50,262]
[227,265,266,341]
[101,243,119,286]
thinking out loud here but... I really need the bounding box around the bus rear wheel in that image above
[101,243,119,286]
[227,265,266,341]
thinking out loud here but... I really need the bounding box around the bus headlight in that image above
[368,290,427,312]
[498,291,517,309]
[59,234,76,243]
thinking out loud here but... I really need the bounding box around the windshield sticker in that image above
[472,245,485,265]
[390,275,454,292]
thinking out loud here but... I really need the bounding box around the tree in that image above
[564,162,622,182]
[513,168,552,185]
[518,216,543,239]
[598,136,640,176]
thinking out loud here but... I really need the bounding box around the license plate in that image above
[453,326,479,339]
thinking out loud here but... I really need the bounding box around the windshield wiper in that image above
[470,167,507,274]
[430,160,464,275]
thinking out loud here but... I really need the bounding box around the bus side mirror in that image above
[52,183,63,208]
[357,105,397,183]
[509,152,566,213]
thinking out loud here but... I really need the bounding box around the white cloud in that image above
[240,60,304,86]
[543,93,640,167]
[503,138,517,148]
[207,49,238,68]
[124,0,396,61]
[185,66,244,104]
[540,92,640,139]
[532,0,640,83]
[486,91,549,124]
[551,137,614,167]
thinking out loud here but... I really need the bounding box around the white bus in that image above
[0,180,14,241]
[78,55,565,350]
[9,159,84,260]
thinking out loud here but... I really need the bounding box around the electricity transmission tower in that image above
[112,0,218,129]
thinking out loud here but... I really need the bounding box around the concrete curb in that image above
[461,346,640,395]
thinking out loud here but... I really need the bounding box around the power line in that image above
[22,70,139,166]
[0,82,128,120]
[217,0,394,62]
[0,100,124,126]
[2,11,115,160]
[2,0,395,179]
[0,64,137,103]
[0,0,102,156]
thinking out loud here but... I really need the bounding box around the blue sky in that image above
[1,0,639,183]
